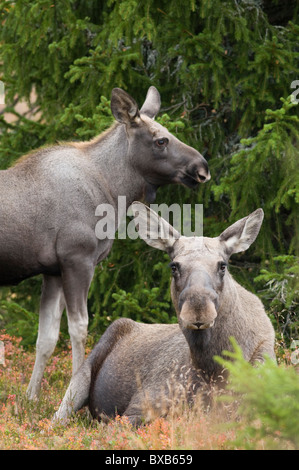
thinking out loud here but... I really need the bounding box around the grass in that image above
[0,331,297,450]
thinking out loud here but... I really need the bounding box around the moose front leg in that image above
[53,355,93,422]
[27,275,65,399]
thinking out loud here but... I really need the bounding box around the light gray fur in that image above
[0,87,210,399]
[54,203,275,424]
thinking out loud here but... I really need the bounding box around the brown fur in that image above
[67,122,120,150]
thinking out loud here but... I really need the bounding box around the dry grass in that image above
[0,331,241,450]
[2,331,294,450]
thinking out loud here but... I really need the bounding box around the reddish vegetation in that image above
[0,331,236,450]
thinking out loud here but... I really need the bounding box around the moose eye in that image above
[155,137,169,148]
[219,262,227,275]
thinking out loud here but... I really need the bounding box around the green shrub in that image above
[216,338,299,450]
[255,255,299,348]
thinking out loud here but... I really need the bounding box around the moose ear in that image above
[130,202,180,252]
[111,88,140,124]
[219,209,264,257]
[140,86,161,119]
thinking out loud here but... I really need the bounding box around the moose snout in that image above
[178,287,218,330]
[179,301,217,330]
[197,159,211,183]
[185,155,210,185]
[197,169,210,183]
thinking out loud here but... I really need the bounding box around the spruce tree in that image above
[0,0,298,345]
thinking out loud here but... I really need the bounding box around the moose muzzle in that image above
[178,285,218,330]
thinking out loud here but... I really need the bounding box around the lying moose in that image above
[54,202,275,424]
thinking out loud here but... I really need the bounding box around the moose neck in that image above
[87,123,158,209]
[182,328,214,372]
[181,275,239,380]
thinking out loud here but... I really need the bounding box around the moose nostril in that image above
[198,170,211,183]
[198,173,206,182]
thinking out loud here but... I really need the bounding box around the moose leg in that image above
[53,356,93,422]
[27,275,65,399]
[61,261,94,376]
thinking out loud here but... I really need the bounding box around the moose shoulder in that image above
[54,203,275,424]
[0,87,210,399]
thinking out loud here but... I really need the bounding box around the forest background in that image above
[0,0,299,451]
[0,0,298,350]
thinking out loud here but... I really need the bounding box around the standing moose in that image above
[0,87,210,399]
[54,203,275,424]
